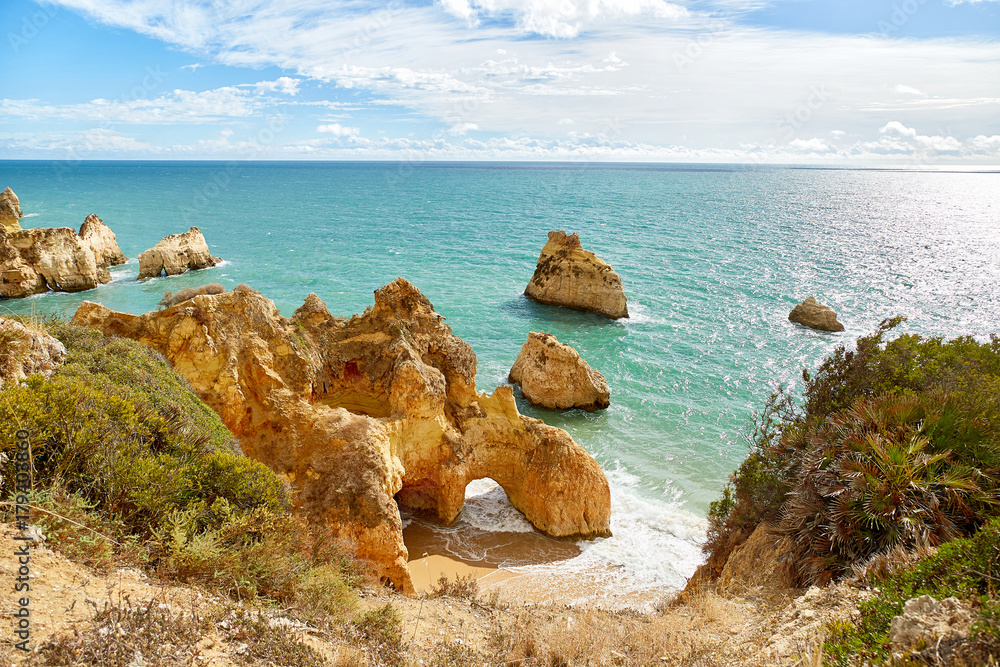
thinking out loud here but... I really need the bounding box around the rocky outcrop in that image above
[72,279,612,593]
[137,227,219,279]
[788,297,844,332]
[508,332,610,411]
[0,214,128,299]
[0,188,23,233]
[79,214,128,281]
[0,318,66,387]
[524,231,628,319]
[2,227,102,298]
[890,595,974,656]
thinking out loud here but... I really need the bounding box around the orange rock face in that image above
[0,187,24,232]
[509,332,610,411]
[0,214,127,299]
[524,230,629,319]
[137,226,220,279]
[72,279,612,593]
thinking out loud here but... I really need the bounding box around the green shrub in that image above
[824,517,1000,666]
[707,318,1000,585]
[0,323,362,622]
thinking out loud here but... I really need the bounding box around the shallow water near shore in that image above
[2,161,998,608]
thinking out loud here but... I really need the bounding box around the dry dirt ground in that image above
[0,523,868,666]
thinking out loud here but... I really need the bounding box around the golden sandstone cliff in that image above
[509,332,610,411]
[0,215,128,298]
[137,227,220,279]
[72,279,612,593]
[525,231,629,319]
[0,187,24,232]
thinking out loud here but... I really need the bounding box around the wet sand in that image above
[404,520,676,610]
[403,520,581,595]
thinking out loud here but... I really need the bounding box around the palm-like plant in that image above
[780,391,999,584]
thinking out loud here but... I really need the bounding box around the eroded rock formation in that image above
[788,297,845,332]
[72,278,612,593]
[0,188,24,232]
[0,318,66,387]
[524,231,628,319]
[137,227,219,279]
[509,332,610,411]
[1,214,128,298]
[2,227,100,297]
[79,214,128,281]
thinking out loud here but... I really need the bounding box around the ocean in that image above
[2,160,998,607]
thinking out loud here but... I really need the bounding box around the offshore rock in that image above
[79,214,128,282]
[137,227,220,279]
[509,332,610,411]
[1,227,103,298]
[524,231,628,319]
[0,188,24,232]
[788,297,845,332]
[0,317,67,387]
[72,278,612,593]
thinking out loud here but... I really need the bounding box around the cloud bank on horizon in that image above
[1,0,999,163]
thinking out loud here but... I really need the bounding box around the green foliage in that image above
[0,323,362,623]
[824,517,1000,666]
[781,391,999,583]
[707,317,1000,585]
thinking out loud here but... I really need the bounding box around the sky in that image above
[1,0,999,163]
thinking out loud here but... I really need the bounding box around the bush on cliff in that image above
[824,516,1000,666]
[707,318,1000,585]
[0,321,362,623]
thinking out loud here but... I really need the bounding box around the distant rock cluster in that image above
[0,187,221,299]
[0,214,127,298]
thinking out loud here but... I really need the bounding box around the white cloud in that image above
[23,1,1000,161]
[0,82,299,124]
[252,77,301,95]
[435,0,687,37]
[447,122,479,135]
[317,123,360,136]
[4,122,999,165]
[894,84,926,96]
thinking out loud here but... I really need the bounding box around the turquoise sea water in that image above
[2,161,999,604]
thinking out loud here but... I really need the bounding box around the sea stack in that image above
[137,227,220,279]
[78,214,128,282]
[509,332,610,411]
[0,188,24,232]
[524,230,629,319]
[788,297,845,332]
[72,279,612,593]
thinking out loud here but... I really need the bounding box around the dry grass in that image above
[486,591,761,667]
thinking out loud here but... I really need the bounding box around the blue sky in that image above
[1,0,998,163]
